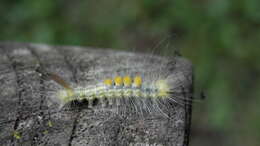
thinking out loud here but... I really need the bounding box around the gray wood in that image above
[0,42,193,146]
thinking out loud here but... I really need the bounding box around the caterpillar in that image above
[55,74,174,115]
[57,75,170,105]
[42,50,190,118]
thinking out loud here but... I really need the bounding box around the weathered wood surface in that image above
[0,42,192,146]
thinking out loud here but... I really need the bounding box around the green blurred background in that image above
[1,0,259,145]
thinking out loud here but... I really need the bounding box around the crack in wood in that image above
[3,47,26,146]
[54,47,82,146]
[27,47,49,145]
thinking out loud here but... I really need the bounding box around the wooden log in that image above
[0,42,193,146]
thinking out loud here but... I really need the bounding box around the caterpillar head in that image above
[155,80,170,97]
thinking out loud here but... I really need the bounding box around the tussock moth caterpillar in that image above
[40,47,192,119]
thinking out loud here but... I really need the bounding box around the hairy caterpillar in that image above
[56,75,174,115]
[0,43,193,145]
[42,48,190,118]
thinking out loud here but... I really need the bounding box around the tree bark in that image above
[0,42,193,146]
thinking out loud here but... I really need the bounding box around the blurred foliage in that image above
[0,0,259,145]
